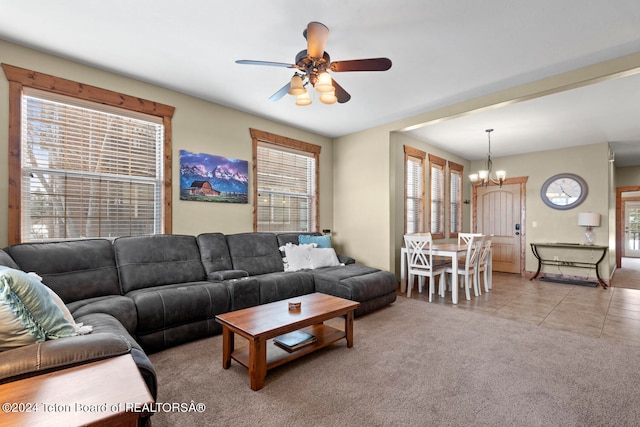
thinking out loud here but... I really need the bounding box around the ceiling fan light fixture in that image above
[320,88,337,104]
[295,91,311,106]
[315,71,333,93]
[287,75,306,96]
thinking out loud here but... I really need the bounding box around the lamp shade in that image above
[288,75,306,96]
[319,89,337,104]
[578,212,600,227]
[295,91,311,106]
[315,71,333,93]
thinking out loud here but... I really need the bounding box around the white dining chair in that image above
[404,234,447,301]
[477,236,493,294]
[458,232,483,247]
[445,234,485,299]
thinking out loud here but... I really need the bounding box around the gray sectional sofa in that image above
[0,231,397,406]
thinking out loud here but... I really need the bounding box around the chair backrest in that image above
[458,232,483,247]
[478,236,492,267]
[404,234,436,273]
[463,234,485,270]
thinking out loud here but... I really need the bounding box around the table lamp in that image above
[578,212,600,245]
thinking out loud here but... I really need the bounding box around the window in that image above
[429,154,446,239]
[251,128,320,232]
[404,145,426,234]
[3,64,174,244]
[448,161,464,237]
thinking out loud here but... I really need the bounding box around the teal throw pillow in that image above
[0,266,77,344]
[299,234,331,249]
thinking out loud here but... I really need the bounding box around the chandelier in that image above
[469,129,506,187]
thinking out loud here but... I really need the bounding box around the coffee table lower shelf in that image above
[231,323,345,371]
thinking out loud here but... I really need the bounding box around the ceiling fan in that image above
[236,22,392,105]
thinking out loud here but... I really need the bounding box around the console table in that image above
[530,243,608,288]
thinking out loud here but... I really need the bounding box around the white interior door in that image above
[624,201,640,257]
[476,183,522,274]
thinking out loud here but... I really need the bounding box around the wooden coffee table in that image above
[215,292,360,391]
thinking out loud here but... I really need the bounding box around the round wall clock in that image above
[540,173,588,210]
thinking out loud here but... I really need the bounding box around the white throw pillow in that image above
[308,248,340,269]
[283,243,314,271]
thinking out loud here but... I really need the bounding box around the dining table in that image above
[401,238,489,304]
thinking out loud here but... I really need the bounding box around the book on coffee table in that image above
[273,330,316,352]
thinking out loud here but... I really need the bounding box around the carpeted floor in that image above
[148,297,640,426]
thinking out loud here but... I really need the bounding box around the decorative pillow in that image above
[308,248,340,269]
[299,234,331,249]
[282,243,314,271]
[0,267,79,351]
[0,300,37,351]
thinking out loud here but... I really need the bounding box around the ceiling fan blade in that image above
[236,59,296,68]
[329,58,392,72]
[268,82,291,101]
[304,21,329,59]
[331,79,351,103]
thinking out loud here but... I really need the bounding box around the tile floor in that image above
[403,257,640,347]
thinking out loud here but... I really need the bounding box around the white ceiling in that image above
[1,0,640,165]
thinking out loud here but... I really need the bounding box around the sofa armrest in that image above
[0,333,131,384]
[207,269,249,281]
[337,254,356,265]
[224,277,259,311]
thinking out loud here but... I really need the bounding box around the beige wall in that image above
[0,40,333,247]
[616,166,640,186]
[331,127,392,270]
[469,143,612,277]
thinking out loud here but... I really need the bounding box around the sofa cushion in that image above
[196,232,235,278]
[73,312,157,399]
[226,232,284,276]
[114,234,206,293]
[254,271,316,304]
[67,295,137,335]
[125,281,230,352]
[311,265,398,305]
[5,239,121,303]
[0,250,19,269]
[0,332,131,385]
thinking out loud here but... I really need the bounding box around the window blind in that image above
[405,154,424,234]
[256,142,316,232]
[429,154,446,237]
[449,161,464,236]
[21,91,164,241]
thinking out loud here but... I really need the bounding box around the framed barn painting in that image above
[179,150,248,203]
